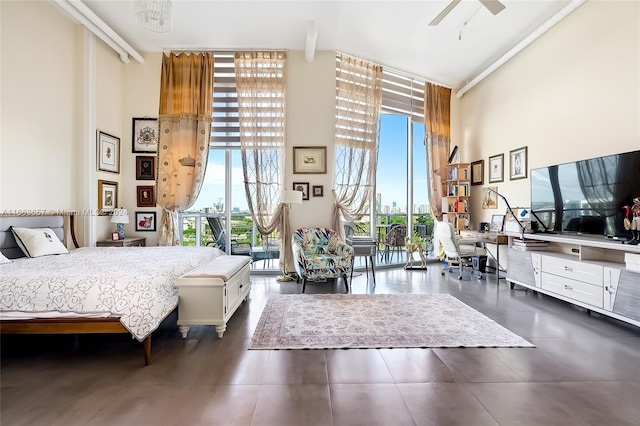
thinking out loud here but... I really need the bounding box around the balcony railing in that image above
[177,211,435,270]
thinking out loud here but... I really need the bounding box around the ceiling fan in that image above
[429,0,506,26]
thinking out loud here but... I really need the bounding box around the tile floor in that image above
[2,265,640,425]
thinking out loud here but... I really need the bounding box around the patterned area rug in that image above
[249,294,534,350]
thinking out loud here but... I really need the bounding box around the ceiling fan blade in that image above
[479,0,506,15]
[428,0,462,26]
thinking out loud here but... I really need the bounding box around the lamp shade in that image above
[280,189,303,205]
[111,209,130,224]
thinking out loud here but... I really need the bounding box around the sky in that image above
[190,114,429,213]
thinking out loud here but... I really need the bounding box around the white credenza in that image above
[506,234,640,328]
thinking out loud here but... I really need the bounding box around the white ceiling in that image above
[82,0,571,88]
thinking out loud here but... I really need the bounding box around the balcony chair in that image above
[436,220,486,280]
[292,227,354,293]
[250,234,280,269]
[382,224,407,263]
[205,214,251,256]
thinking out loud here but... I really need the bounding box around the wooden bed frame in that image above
[0,213,152,365]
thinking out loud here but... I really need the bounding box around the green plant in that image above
[415,214,434,226]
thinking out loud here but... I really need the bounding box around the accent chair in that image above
[292,227,354,293]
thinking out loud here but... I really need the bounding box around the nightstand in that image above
[96,237,146,247]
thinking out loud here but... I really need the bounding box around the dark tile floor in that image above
[2,265,640,426]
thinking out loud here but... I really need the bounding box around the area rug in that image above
[249,294,534,350]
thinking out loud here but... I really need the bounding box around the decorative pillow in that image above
[10,227,69,258]
[0,252,10,264]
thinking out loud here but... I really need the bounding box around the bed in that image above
[0,213,223,365]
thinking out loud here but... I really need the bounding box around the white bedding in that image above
[0,246,223,341]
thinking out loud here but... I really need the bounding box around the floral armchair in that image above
[292,227,354,293]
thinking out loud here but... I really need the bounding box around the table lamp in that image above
[277,189,303,281]
[111,208,130,239]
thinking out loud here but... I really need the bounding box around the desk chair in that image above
[436,221,486,280]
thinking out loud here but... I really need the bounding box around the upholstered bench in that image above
[175,255,251,338]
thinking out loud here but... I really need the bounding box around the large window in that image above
[374,69,431,265]
[180,53,282,270]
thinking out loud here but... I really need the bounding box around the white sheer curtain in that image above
[333,53,383,239]
[234,52,288,267]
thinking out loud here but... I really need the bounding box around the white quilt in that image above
[0,246,223,341]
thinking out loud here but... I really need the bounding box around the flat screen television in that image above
[530,149,640,239]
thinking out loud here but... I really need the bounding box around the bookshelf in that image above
[443,162,471,233]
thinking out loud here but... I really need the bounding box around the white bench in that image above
[175,255,252,338]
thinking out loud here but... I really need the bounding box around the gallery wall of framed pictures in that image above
[132,118,158,208]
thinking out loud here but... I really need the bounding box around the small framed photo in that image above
[482,186,498,209]
[471,160,484,186]
[137,185,156,207]
[490,214,505,233]
[111,232,120,241]
[488,153,504,183]
[293,182,310,200]
[510,146,528,180]
[312,185,324,197]
[97,131,120,173]
[98,180,118,214]
[135,211,157,232]
[136,156,156,180]
[132,117,159,153]
[293,146,327,174]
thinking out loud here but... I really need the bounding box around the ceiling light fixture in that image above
[134,0,173,33]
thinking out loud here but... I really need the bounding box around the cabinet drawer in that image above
[541,272,603,308]
[541,256,602,286]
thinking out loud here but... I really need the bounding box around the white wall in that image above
[121,53,162,246]
[0,1,79,211]
[459,0,640,228]
[286,51,337,230]
[95,40,125,240]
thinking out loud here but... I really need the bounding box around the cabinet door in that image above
[603,267,621,312]
[531,252,542,288]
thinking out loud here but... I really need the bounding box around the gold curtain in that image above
[157,52,213,245]
[333,53,383,239]
[234,52,288,269]
[424,83,452,221]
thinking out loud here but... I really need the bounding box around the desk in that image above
[460,230,508,279]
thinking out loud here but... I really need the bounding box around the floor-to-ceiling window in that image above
[373,69,431,266]
[178,53,279,270]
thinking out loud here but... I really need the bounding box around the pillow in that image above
[10,227,69,258]
[0,252,10,264]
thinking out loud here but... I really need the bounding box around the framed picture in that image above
[312,185,324,197]
[510,146,528,180]
[488,153,504,183]
[136,156,156,180]
[482,186,498,209]
[132,117,159,153]
[137,185,156,207]
[293,146,327,174]
[111,232,120,241]
[490,214,505,233]
[471,160,484,186]
[97,131,120,173]
[135,212,157,232]
[293,182,310,200]
[98,180,118,214]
